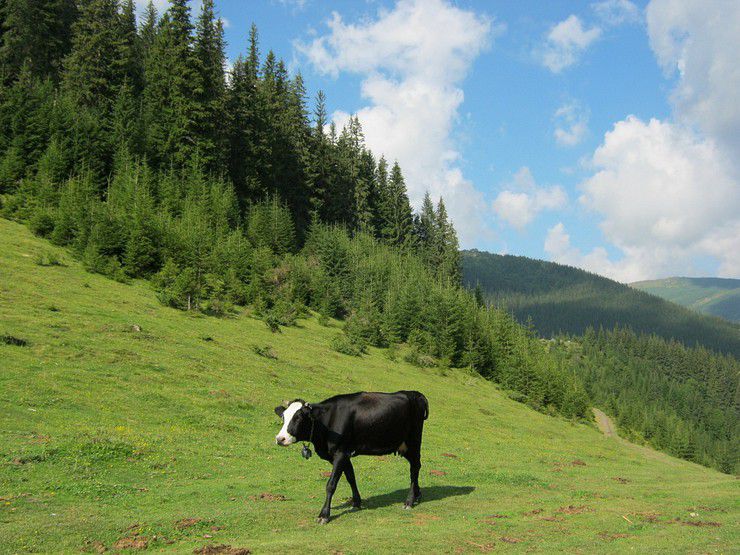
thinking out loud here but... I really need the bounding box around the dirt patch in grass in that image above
[674,518,722,527]
[557,505,592,515]
[441,453,458,459]
[612,476,630,483]
[81,539,108,553]
[251,492,286,502]
[176,518,203,530]
[541,516,564,522]
[460,540,495,552]
[500,536,524,544]
[598,532,631,541]
[523,508,543,516]
[113,536,148,550]
[571,459,586,466]
[193,545,251,554]
[320,471,332,478]
[429,469,446,476]
[632,511,661,523]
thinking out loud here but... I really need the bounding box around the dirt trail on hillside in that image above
[593,408,616,437]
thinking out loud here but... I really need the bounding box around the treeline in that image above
[0,0,588,419]
[462,250,740,358]
[553,327,739,474]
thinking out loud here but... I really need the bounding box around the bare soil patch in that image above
[113,536,148,550]
[429,469,446,476]
[557,505,592,515]
[176,518,203,530]
[598,532,631,541]
[251,492,286,502]
[674,518,722,527]
[500,536,524,544]
[523,508,543,516]
[612,477,630,483]
[441,453,458,459]
[193,545,251,554]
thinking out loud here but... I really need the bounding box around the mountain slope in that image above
[1,222,738,553]
[631,277,740,323]
[462,249,740,357]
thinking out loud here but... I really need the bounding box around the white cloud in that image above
[558,1,740,281]
[553,102,589,146]
[592,0,641,26]
[298,0,499,245]
[647,0,740,157]
[492,167,567,230]
[539,15,602,73]
[571,117,740,280]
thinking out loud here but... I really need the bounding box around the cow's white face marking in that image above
[276,401,303,446]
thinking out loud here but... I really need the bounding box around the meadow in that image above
[1,218,737,553]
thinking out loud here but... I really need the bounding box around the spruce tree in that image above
[0,0,77,84]
[379,161,414,248]
[193,0,226,172]
[142,0,199,169]
[62,0,121,109]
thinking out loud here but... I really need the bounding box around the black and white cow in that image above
[274,390,429,524]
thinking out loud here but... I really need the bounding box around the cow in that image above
[274,390,429,524]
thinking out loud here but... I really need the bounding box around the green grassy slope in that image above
[1,218,737,554]
[631,277,740,323]
[462,249,740,357]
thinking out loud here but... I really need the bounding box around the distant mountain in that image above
[462,250,740,357]
[631,277,740,323]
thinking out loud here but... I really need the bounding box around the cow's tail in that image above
[416,392,429,421]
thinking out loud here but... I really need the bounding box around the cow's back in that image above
[321,391,425,456]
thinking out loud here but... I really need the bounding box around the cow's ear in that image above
[274,405,285,418]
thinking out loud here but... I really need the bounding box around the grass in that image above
[0,217,738,554]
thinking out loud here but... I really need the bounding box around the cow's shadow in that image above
[331,485,475,521]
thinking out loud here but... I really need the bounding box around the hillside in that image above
[462,250,740,357]
[2,223,738,553]
[631,277,740,323]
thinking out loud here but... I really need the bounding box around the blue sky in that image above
[140,0,739,282]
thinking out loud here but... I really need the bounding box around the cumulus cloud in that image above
[297,0,499,245]
[647,0,740,156]
[539,15,601,73]
[570,117,740,281]
[592,0,641,26]
[556,1,740,281]
[492,168,567,230]
[553,102,589,146]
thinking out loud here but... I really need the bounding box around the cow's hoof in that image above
[317,517,329,525]
[403,503,413,510]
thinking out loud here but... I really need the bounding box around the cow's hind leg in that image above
[318,451,349,524]
[403,449,421,509]
[343,459,362,509]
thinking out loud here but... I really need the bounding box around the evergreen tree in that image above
[379,161,414,248]
[62,0,121,109]
[142,0,199,169]
[0,0,77,84]
[193,0,226,172]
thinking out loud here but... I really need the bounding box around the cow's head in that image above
[274,399,312,446]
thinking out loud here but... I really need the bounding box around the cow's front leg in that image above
[343,459,362,509]
[318,451,348,524]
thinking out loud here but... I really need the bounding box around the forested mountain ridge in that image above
[462,249,740,357]
[631,277,740,323]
